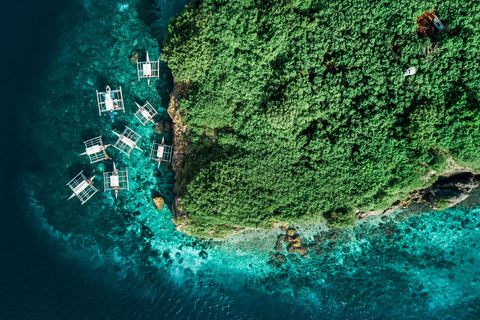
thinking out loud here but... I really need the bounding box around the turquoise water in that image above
[5,0,480,318]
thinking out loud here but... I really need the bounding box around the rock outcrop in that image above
[153,197,165,210]
[167,77,192,193]
[167,77,193,220]
[357,170,480,219]
[129,51,140,64]
[269,227,310,264]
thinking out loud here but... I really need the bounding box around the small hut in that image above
[416,7,446,38]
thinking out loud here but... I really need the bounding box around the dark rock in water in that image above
[325,230,340,241]
[314,234,325,243]
[274,241,283,252]
[355,233,366,240]
[275,253,286,263]
[129,51,140,64]
[278,235,286,242]
[269,251,276,260]
[286,228,296,237]
[150,250,159,258]
[381,216,389,222]
[395,214,405,222]
[291,237,302,248]
[309,243,324,255]
[288,254,300,263]
[435,260,456,269]
[141,225,154,238]
[379,224,397,236]
[199,250,208,259]
[154,120,164,135]
[267,260,281,269]
[295,244,308,256]
[287,244,295,254]
[163,250,170,260]
[371,230,380,237]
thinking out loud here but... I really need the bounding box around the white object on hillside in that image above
[404,67,417,77]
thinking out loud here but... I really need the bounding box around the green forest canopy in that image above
[163,0,480,236]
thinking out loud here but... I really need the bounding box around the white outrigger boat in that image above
[67,171,98,204]
[112,126,142,157]
[134,101,158,126]
[150,137,172,168]
[137,52,160,86]
[96,85,125,122]
[103,162,129,199]
[81,136,111,163]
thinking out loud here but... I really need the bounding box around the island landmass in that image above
[162,0,480,237]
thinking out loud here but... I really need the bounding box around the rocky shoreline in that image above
[357,167,480,219]
[167,77,192,187]
[166,77,192,227]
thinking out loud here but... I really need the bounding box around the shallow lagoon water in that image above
[3,0,480,319]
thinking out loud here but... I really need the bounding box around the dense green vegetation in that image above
[163,0,480,235]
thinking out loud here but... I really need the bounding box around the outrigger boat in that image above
[81,136,110,163]
[67,171,98,204]
[111,162,120,199]
[96,85,125,122]
[112,126,142,157]
[134,101,158,126]
[103,162,129,199]
[150,137,173,168]
[137,51,159,86]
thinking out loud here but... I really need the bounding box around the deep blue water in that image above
[2,0,480,319]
